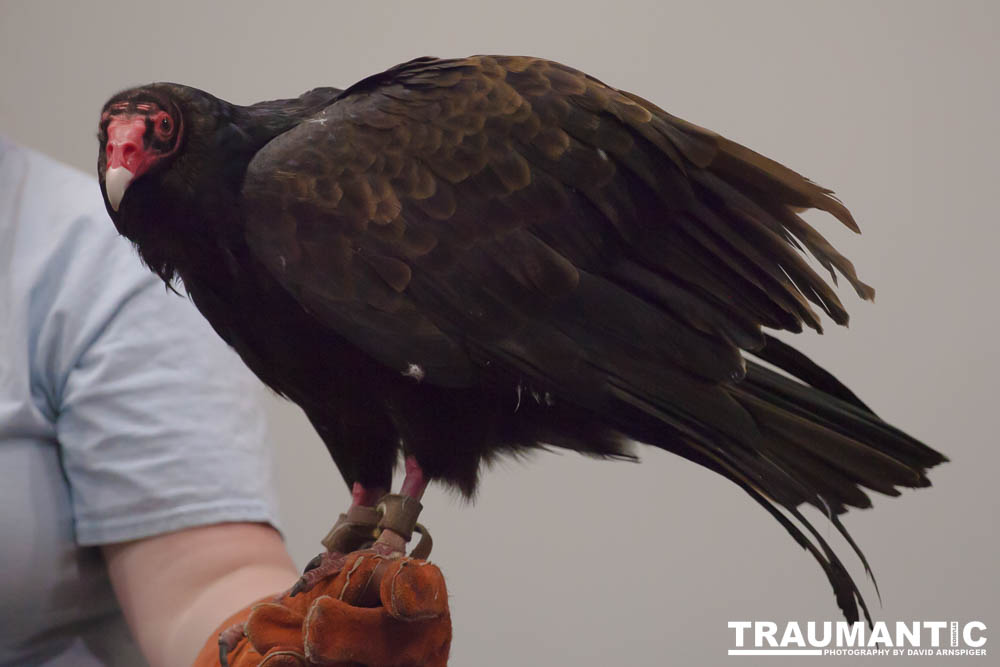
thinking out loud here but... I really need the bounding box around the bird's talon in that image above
[302,553,323,573]
[218,622,246,666]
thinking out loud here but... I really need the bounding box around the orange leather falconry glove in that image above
[193,551,451,667]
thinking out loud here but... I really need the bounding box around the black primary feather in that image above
[97,56,946,624]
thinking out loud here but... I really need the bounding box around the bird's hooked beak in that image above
[104,116,152,211]
[105,167,132,212]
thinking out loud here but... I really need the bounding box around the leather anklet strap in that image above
[408,523,433,560]
[321,504,381,553]
[375,494,423,542]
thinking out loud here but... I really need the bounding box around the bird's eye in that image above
[153,112,174,140]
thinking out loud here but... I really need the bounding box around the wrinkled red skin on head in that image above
[105,115,156,178]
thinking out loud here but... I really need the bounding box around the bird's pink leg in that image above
[352,481,387,507]
[399,455,429,500]
[373,456,427,556]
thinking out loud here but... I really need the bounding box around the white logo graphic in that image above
[727,621,988,657]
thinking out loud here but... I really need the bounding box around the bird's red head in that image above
[98,93,183,212]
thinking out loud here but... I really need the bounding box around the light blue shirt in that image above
[0,140,282,666]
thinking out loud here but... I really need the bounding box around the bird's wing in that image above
[242,55,868,393]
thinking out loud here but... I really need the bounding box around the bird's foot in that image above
[372,529,408,557]
[290,550,349,597]
[296,465,431,598]
[291,502,384,597]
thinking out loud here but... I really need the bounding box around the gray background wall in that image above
[2,1,997,664]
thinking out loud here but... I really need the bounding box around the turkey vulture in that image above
[97,55,945,623]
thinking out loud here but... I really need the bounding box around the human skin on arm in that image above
[103,522,299,667]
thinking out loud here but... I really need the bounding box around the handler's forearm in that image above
[104,523,298,667]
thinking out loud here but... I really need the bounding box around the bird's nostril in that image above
[109,142,137,156]
[107,141,141,170]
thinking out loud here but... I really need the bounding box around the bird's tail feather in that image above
[606,379,875,625]
[600,339,944,625]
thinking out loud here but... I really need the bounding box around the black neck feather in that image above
[118,85,342,285]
